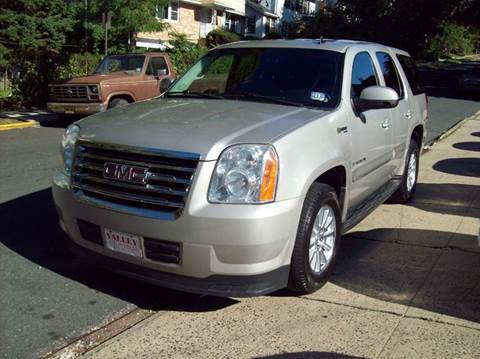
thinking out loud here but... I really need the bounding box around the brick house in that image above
[136,0,246,49]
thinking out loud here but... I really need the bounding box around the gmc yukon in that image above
[53,40,427,297]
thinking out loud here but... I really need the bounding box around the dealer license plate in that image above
[103,228,143,258]
[64,106,75,114]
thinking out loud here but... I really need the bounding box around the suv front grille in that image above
[72,142,200,219]
[51,85,88,100]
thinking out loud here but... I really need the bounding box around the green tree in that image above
[0,0,76,105]
[70,0,168,54]
[302,0,480,58]
[167,32,208,75]
[429,22,476,59]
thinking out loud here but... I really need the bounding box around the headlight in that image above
[208,144,279,204]
[88,85,98,93]
[60,124,80,175]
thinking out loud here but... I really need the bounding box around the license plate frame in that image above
[64,106,75,114]
[103,228,144,258]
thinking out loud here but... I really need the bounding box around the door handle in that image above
[404,111,412,120]
[381,119,391,129]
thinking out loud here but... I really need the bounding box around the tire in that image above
[289,183,342,294]
[391,139,420,203]
[108,97,129,109]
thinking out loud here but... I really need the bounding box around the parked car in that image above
[48,52,176,115]
[53,39,427,297]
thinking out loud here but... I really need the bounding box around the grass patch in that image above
[0,89,11,98]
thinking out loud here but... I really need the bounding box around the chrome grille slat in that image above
[81,153,196,173]
[146,173,190,185]
[74,184,184,208]
[74,172,188,196]
[72,142,200,219]
[51,85,89,100]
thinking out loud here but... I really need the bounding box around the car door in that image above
[347,50,394,209]
[144,56,170,98]
[374,51,410,175]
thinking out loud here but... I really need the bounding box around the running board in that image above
[342,178,401,234]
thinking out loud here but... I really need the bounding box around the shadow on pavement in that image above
[334,230,480,324]
[452,141,480,152]
[256,352,365,359]
[432,157,480,177]
[407,183,479,217]
[0,188,238,313]
[472,131,480,138]
[38,114,84,129]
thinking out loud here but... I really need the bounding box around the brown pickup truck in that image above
[48,52,176,115]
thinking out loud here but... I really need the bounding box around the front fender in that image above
[273,112,351,206]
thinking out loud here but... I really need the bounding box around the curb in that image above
[0,120,38,131]
[425,110,480,148]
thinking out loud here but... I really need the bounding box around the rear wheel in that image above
[391,139,419,203]
[108,97,130,109]
[289,183,342,294]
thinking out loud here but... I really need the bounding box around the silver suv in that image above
[53,40,427,297]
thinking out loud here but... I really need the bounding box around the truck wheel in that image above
[289,183,342,294]
[108,97,129,109]
[391,139,419,203]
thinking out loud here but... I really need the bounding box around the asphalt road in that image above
[0,64,479,358]
[420,61,480,143]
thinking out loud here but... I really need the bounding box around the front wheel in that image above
[289,183,342,294]
[108,97,129,109]
[391,139,419,203]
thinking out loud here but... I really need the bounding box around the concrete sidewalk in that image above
[71,117,480,359]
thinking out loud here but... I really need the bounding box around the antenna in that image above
[318,36,326,44]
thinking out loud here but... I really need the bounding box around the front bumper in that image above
[47,102,105,115]
[53,170,303,296]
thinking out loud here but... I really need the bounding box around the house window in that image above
[246,16,256,33]
[157,0,179,21]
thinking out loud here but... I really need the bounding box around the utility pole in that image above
[84,0,88,73]
[102,12,112,57]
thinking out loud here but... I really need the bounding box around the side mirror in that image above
[355,86,399,112]
[159,78,173,93]
[157,68,168,76]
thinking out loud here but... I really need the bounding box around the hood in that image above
[51,73,142,85]
[77,98,331,161]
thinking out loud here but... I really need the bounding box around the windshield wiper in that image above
[165,90,224,99]
[225,92,305,107]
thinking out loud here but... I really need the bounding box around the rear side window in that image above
[376,52,404,98]
[146,57,169,76]
[396,55,425,95]
[351,52,378,98]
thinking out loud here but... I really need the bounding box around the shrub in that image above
[429,22,476,60]
[263,29,282,40]
[167,32,208,75]
[55,52,102,80]
[205,28,241,48]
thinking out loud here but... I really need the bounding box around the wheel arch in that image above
[411,124,424,147]
[303,162,350,220]
[107,92,136,106]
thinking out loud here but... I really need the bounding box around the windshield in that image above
[94,55,146,74]
[167,47,344,108]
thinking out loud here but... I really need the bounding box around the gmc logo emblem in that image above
[103,162,147,184]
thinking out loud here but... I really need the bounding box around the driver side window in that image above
[351,52,378,98]
[146,57,169,76]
